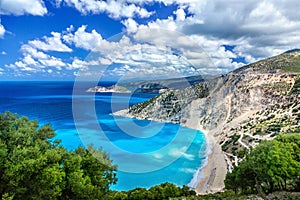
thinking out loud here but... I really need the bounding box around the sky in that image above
[0,0,300,81]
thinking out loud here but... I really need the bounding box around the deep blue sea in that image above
[0,81,207,191]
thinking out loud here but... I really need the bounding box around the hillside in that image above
[118,75,213,93]
[114,51,300,194]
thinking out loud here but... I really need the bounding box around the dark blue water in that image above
[0,81,207,190]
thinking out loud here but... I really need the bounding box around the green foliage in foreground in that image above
[104,183,196,200]
[0,112,117,200]
[225,133,300,197]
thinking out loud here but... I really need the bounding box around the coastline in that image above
[180,98,227,194]
[193,131,227,194]
[114,109,228,194]
[181,113,227,194]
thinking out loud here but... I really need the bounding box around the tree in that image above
[160,182,181,199]
[0,112,117,199]
[225,133,300,196]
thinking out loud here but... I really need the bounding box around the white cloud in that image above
[182,0,300,59]
[61,0,153,19]
[4,26,100,76]
[62,25,208,79]
[23,55,39,66]
[39,56,66,68]
[63,25,103,51]
[5,0,300,78]
[21,45,49,60]
[0,51,6,55]
[28,32,72,52]
[0,23,5,38]
[121,26,224,73]
[120,0,300,73]
[66,58,100,70]
[122,18,138,33]
[174,8,186,21]
[7,44,67,72]
[0,0,47,16]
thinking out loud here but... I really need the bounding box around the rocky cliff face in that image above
[116,51,300,170]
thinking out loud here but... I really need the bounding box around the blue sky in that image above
[0,0,300,81]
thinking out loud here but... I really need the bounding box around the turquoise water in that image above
[0,81,207,190]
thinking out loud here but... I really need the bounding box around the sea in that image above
[0,81,207,191]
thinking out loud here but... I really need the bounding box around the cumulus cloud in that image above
[174,8,186,21]
[5,0,300,78]
[63,25,103,51]
[0,0,47,16]
[184,1,300,58]
[67,58,100,70]
[120,0,300,73]
[5,26,102,75]
[61,25,205,79]
[122,18,138,33]
[6,30,96,75]
[121,25,227,73]
[60,0,153,19]
[6,44,67,72]
[28,32,72,52]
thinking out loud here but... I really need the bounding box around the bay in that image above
[0,81,206,191]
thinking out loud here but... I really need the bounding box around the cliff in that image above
[114,50,300,193]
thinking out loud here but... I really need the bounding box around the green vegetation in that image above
[105,183,196,200]
[0,112,117,199]
[291,77,300,94]
[225,133,300,197]
[236,52,300,73]
[281,55,300,72]
[129,95,158,114]
[221,134,240,151]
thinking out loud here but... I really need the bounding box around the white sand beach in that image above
[179,98,227,194]
[194,131,227,194]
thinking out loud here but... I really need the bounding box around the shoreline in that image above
[181,121,227,194]
[187,135,210,189]
[180,100,227,194]
[193,131,227,194]
[114,109,228,194]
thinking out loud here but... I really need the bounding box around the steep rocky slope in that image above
[114,51,300,192]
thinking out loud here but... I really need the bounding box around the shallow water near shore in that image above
[0,81,207,190]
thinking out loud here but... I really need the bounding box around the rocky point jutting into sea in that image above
[114,50,300,194]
